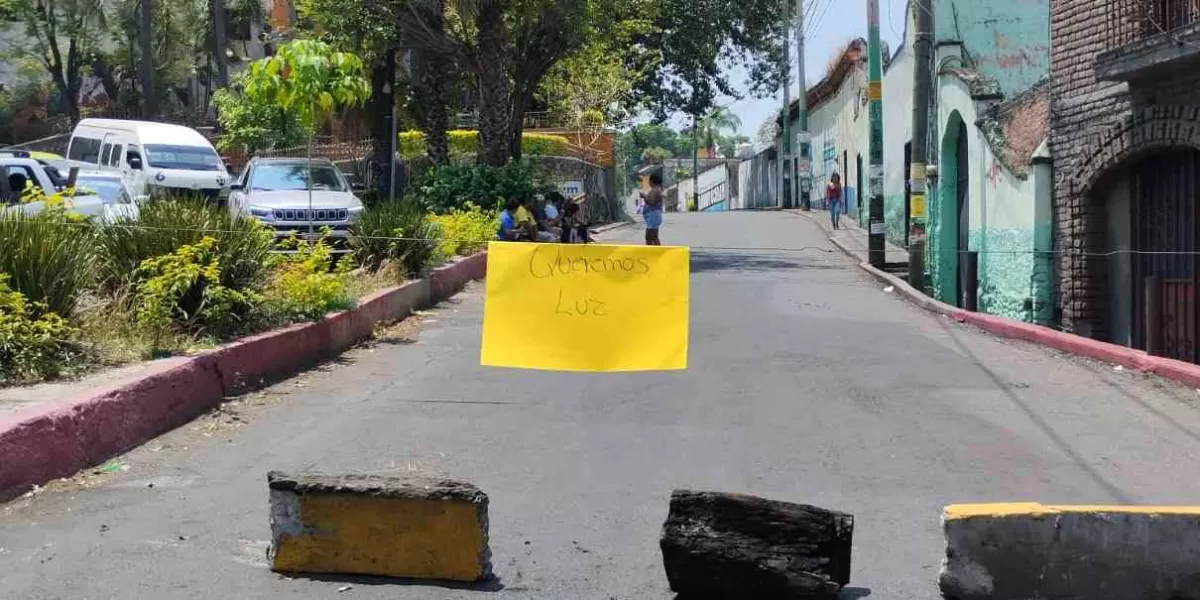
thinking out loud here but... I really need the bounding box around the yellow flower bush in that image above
[428,202,498,259]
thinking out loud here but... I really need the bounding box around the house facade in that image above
[768,1,1051,327]
[1050,0,1200,363]
[774,40,870,223]
[925,0,1053,323]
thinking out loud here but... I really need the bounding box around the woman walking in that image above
[640,172,664,245]
[826,172,844,230]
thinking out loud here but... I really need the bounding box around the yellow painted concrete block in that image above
[267,472,491,581]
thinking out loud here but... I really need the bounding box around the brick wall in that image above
[1050,0,1129,337]
[1049,0,1200,339]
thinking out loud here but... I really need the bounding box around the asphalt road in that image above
[6,211,1200,599]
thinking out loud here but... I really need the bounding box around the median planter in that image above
[0,251,488,503]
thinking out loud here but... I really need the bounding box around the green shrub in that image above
[398,131,427,161]
[0,273,81,383]
[133,237,262,341]
[349,201,441,276]
[0,210,95,316]
[96,198,275,294]
[411,160,539,214]
[397,130,570,160]
[521,132,570,156]
[212,84,310,155]
[429,202,497,258]
[260,235,353,322]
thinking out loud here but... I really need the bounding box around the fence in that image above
[1104,0,1200,52]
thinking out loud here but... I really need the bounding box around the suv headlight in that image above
[347,206,365,222]
[248,206,274,220]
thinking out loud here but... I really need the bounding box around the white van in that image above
[66,119,230,200]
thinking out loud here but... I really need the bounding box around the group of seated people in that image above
[497,192,592,243]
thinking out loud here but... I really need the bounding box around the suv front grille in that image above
[273,208,349,222]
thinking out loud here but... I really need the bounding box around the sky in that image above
[710,0,908,139]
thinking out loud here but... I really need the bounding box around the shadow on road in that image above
[690,250,840,274]
[937,319,1133,504]
[675,587,870,600]
[279,573,505,592]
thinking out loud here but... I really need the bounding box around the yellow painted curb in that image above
[944,502,1200,520]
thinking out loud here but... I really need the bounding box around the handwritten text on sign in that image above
[481,242,689,372]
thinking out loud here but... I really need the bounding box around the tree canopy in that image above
[626,0,785,119]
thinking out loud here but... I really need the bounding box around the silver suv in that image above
[227,157,364,252]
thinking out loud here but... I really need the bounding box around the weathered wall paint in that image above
[803,66,870,218]
[882,43,914,247]
[736,151,777,210]
[934,0,1050,97]
[932,72,1044,322]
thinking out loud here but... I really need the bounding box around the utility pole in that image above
[139,0,157,119]
[778,0,792,209]
[692,114,699,211]
[211,0,230,89]
[866,0,885,267]
[909,0,934,289]
[795,0,811,211]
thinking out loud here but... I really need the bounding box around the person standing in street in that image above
[640,172,664,245]
[826,172,844,230]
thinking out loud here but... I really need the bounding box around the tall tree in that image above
[242,40,371,228]
[294,0,404,192]
[627,0,784,119]
[0,0,109,122]
[503,0,588,160]
[397,0,514,166]
[696,106,741,151]
[402,0,451,165]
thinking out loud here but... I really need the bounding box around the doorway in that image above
[1131,147,1200,363]
[955,125,970,307]
[856,154,864,224]
[904,141,912,247]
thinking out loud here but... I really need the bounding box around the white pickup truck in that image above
[1,157,112,220]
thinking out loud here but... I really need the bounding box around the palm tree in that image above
[696,107,742,154]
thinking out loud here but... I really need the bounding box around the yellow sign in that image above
[911,194,927,219]
[480,242,690,372]
[867,81,882,101]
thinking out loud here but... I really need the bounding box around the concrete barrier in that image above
[940,503,1200,600]
[0,252,488,504]
[268,472,491,581]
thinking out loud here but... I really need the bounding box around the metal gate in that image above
[1133,148,1200,363]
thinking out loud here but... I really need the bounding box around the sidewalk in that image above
[790,209,909,265]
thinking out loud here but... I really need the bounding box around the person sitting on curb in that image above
[497,198,528,241]
[517,196,556,242]
[560,202,591,243]
[540,193,563,238]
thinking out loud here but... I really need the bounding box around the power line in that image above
[21,217,1200,259]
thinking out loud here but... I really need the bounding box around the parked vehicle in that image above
[228,157,365,252]
[74,170,141,222]
[0,157,63,196]
[0,157,142,222]
[66,119,230,200]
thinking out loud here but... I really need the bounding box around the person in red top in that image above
[826,172,844,230]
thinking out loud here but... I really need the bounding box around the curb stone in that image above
[851,254,1200,390]
[0,251,489,503]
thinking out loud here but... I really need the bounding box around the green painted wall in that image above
[974,229,1036,321]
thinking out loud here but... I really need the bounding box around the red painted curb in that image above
[855,260,1200,389]
[0,252,488,503]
